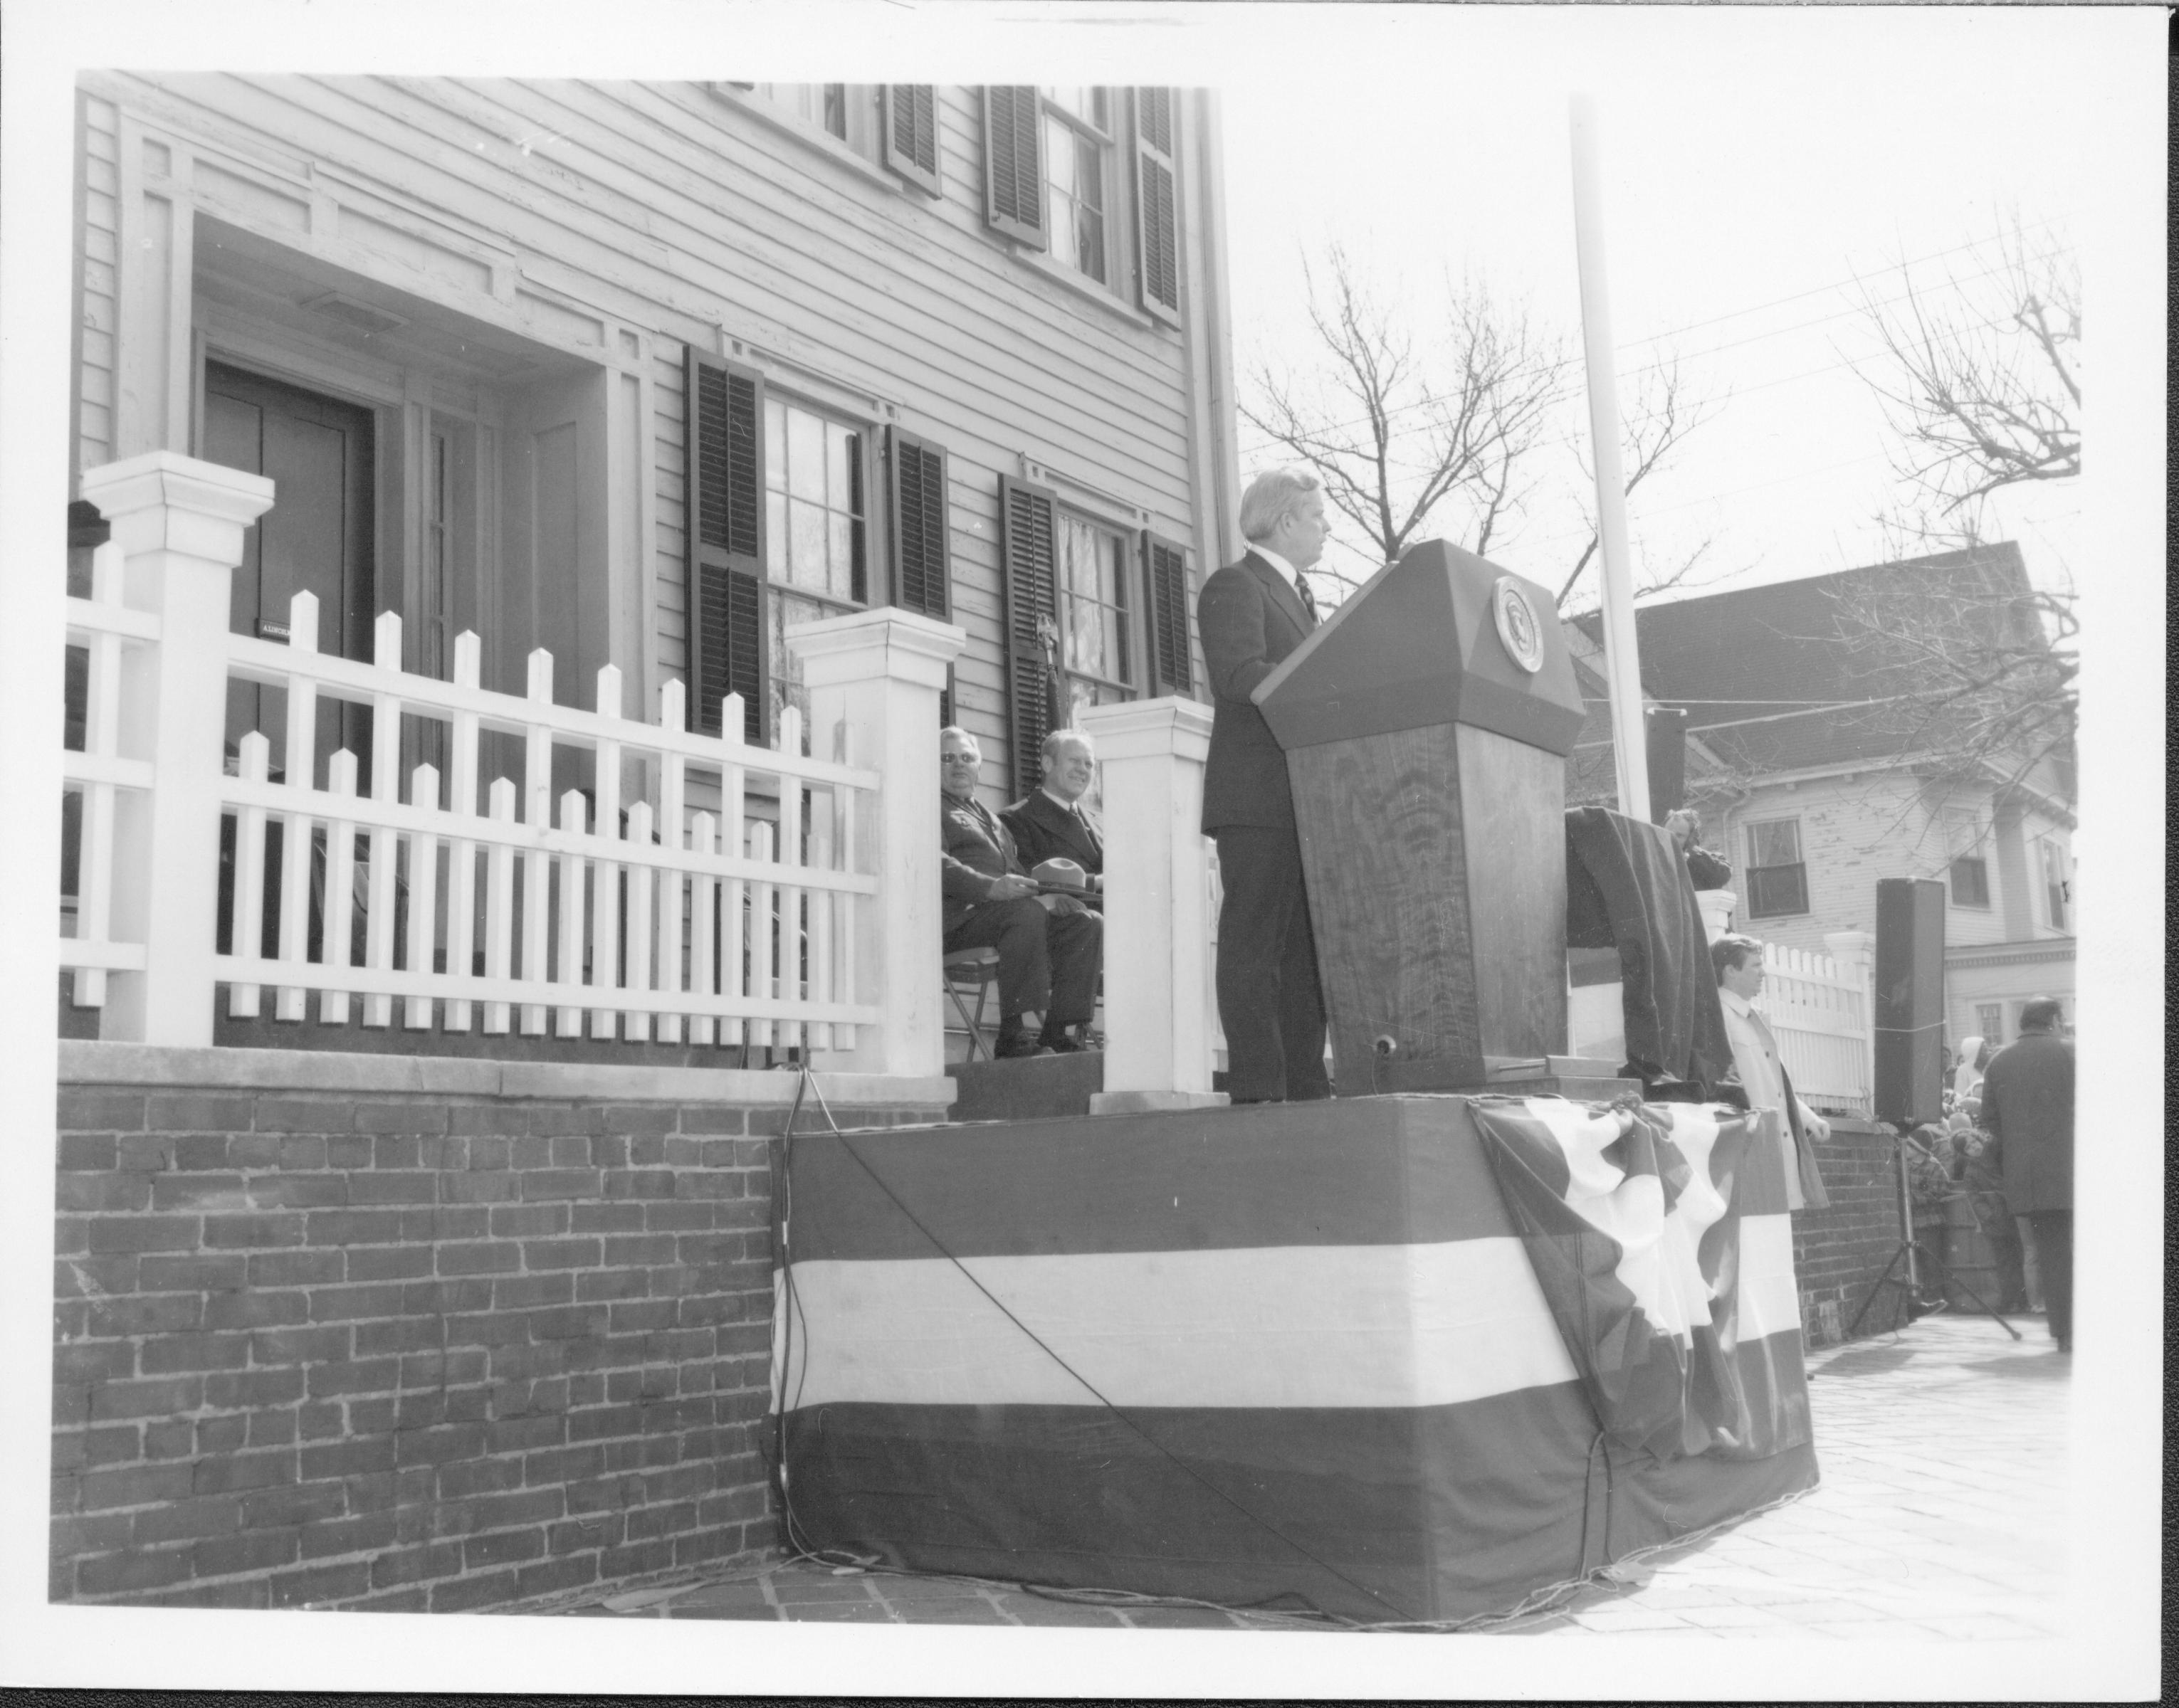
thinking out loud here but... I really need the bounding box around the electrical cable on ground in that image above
[768,1065,1419,1623]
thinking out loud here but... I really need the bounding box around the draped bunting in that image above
[775,1095,1816,1623]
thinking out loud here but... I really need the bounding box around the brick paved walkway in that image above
[549,1312,2068,1636]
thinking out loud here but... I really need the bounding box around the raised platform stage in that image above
[776,1091,1817,1624]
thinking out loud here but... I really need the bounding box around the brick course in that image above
[51,1074,945,1612]
[1791,1116,1938,1341]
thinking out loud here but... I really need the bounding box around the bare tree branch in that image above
[1240,247,1574,591]
[1852,216,2080,527]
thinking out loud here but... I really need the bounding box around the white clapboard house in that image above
[61,77,1239,1068]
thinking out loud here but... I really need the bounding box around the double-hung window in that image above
[1055,511,1131,724]
[1945,810,1991,908]
[982,86,1185,325]
[1744,817,1809,918]
[2039,838,2070,929]
[996,473,1195,799]
[1041,89,1112,284]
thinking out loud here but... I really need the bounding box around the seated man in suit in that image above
[1002,729,1103,911]
[940,725,1101,1057]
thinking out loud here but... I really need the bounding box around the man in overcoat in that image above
[1980,998,2074,1352]
[1197,467,1332,1103]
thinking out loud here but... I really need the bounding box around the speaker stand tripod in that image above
[1846,1122,2023,1341]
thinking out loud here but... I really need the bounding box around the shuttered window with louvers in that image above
[684,344,769,744]
[882,85,941,196]
[982,87,1046,246]
[1143,529,1194,696]
[1133,88,1181,326]
[999,475,1061,801]
[888,428,951,618]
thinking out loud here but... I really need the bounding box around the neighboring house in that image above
[70,76,1232,821]
[1568,544,2075,1052]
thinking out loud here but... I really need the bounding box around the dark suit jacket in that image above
[1199,550,1317,833]
[1002,789,1103,906]
[1983,1029,2074,1213]
[1777,1063,1833,1211]
[940,791,1027,937]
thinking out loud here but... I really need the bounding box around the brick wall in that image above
[1790,1115,1937,1342]
[51,1045,950,1612]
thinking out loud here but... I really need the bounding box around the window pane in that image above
[1045,87,1101,125]
[763,400,866,606]
[787,409,826,502]
[765,490,787,579]
[827,513,854,600]
[826,422,853,508]
[1748,819,1800,867]
[789,498,829,589]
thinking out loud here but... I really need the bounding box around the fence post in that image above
[78,452,275,1045]
[1075,697,1224,1111]
[788,607,965,1081]
[1695,887,1737,943]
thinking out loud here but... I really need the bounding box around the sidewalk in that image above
[548,1312,2069,1636]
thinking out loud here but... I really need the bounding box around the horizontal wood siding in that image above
[78,74,1209,789]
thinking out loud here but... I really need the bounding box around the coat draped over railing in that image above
[61,451,963,1077]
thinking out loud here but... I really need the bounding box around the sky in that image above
[0,5,2162,1702]
[1217,9,2103,607]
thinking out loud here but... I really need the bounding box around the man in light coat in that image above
[1711,934,1832,1211]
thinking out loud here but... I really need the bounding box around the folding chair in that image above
[943,947,1001,1063]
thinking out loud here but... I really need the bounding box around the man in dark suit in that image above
[940,725,1101,1057]
[1198,467,1333,1103]
[1981,998,2074,1353]
[1002,729,1103,910]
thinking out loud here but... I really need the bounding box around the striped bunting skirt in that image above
[772,1094,1817,1624]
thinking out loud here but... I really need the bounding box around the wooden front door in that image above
[201,359,377,782]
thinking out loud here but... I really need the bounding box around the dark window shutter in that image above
[887,426,950,618]
[1143,529,1194,696]
[982,86,1045,248]
[998,475,1060,801]
[683,344,770,745]
[1132,88,1181,326]
[882,85,941,196]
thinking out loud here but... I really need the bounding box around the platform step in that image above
[949,1050,1104,1122]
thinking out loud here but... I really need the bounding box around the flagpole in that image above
[1569,93,1651,823]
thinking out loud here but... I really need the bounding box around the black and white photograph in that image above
[0,1,2160,1699]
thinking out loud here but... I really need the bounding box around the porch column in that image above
[789,608,966,1080]
[78,452,276,1045]
[1077,696,1227,1113]
[1696,888,1738,943]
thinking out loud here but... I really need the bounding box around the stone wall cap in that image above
[58,1041,954,1107]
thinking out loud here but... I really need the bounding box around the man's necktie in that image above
[1293,573,1319,624]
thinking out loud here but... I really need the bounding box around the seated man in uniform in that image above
[940,726,1101,1056]
[1002,729,1103,912]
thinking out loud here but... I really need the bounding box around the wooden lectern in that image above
[1252,540,1587,1094]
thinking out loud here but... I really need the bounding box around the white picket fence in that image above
[1755,939,1873,1116]
[63,548,879,1050]
[58,453,966,1069]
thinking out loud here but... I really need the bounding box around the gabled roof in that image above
[1575,542,2056,778]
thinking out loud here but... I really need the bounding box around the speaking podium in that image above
[1252,540,1587,1094]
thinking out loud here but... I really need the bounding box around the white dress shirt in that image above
[1719,986,1807,1211]
[1247,542,1301,591]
